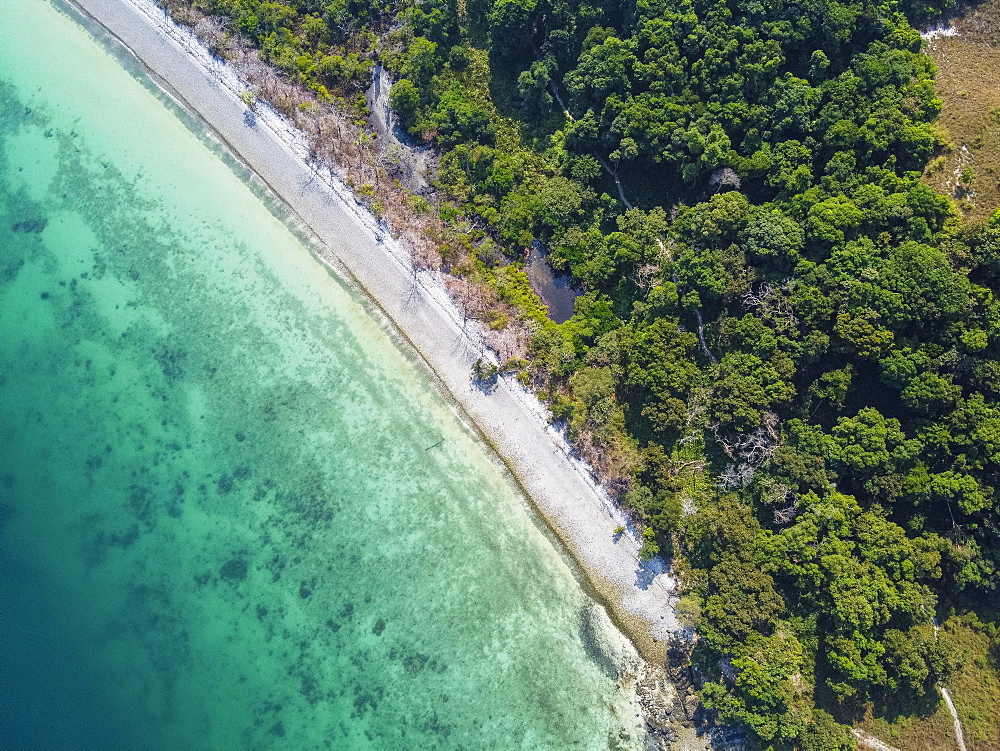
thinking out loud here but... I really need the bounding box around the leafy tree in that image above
[402,37,441,91]
[830,408,907,476]
[800,709,856,751]
[517,60,554,116]
[389,78,420,127]
[709,353,795,433]
[534,177,585,234]
[488,0,536,62]
[622,319,699,435]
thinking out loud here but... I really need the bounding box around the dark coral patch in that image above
[220,558,249,581]
[12,218,47,234]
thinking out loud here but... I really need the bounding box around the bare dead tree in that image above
[669,459,707,476]
[709,167,741,193]
[444,276,493,327]
[711,412,780,489]
[693,308,719,364]
[681,496,698,517]
[718,462,756,490]
[671,270,718,363]
[742,281,799,334]
[719,657,740,684]
[634,262,661,289]
[773,500,800,525]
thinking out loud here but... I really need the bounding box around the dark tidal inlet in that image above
[0,1,646,747]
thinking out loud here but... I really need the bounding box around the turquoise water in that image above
[0,1,646,748]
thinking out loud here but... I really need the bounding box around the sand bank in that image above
[64,0,684,661]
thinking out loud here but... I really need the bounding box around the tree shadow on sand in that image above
[471,358,499,394]
[634,556,670,591]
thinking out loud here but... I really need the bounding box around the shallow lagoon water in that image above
[0,1,646,748]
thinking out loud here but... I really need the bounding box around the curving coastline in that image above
[64,0,684,668]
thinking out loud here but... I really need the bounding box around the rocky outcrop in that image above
[635,634,754,751]
[631,635,715,750]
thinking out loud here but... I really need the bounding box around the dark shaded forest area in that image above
[160,0,1000,745]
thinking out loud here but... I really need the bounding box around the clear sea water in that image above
[0,1,646,748]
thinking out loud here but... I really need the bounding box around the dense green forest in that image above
[163,0,1000,745]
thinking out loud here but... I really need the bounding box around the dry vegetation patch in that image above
[923,0,1000,222]
[941,616,1000,751]
[856,615,1000,751]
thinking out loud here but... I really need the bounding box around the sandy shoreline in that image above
[64,0,683,662]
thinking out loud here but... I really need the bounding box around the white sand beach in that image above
[65,0,684,662]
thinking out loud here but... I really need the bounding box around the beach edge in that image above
[62,0,686,667]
